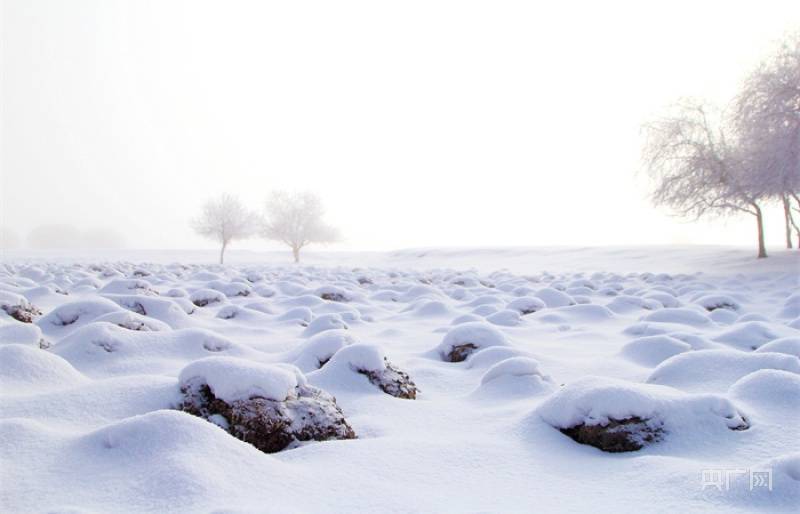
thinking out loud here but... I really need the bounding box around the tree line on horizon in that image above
[642,32,799,259]
[192,191,340,264]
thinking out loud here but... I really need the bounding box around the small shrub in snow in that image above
[360,360,418,399]
[312,344,418,399]
[486,309,522,327]
[290,330,356,372]
[506,297,546,315]
[302,314,349,337]
[538,376,749,453]
[534,288,575,308]
[189,289,226,307]
[1,301,41,324]
[480,357,552,387]
[560,416,663,452]
[642,308,711,327]
[647,349,800,392]
[316,286,350,303]
[94,311,170,332]
[436,322,509,362]
[694,294,741,312]
[37,299,121,329]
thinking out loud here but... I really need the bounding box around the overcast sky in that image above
[2,0,799,251]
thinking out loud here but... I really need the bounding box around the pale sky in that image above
[2,0,799,251]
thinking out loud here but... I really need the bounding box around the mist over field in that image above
[3,0,799,253]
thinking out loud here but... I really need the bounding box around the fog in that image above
[2,0,799,251]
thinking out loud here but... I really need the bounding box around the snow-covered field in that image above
[1,247,799,513]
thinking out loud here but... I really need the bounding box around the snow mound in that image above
[506,296,546,315]
[288,329,356,372]
[302,313,349,337]
[694,294,741,312]
[98,278,158,296]
[309,344,418,399]
[713,321,797,351]
[0,322,45,347]
[642,308,712,327]
[179,364,355,453]
[276,306,313,324]
[188,288,227,307]
[485,309,522,326]
[103,294,194,326]
[466,346,533,369]
[93,310,171,332]
[728,369,800,414]
[534,287,575,308]
[551,304,615,322]
[77,409,282,497]
[606,295,661,314]
[179,356,299,402]
[36,298,122,335]
[480,357,552,386]
[315,285,352,302]
[0,291,42,323]
[619,335,693,367]
[755,337,800,358]
[52,323,248,377]
[434,322,510,362]
[0,344,88,394]
[538,376,748,452]
[779,293,800,319]
[409,300,454,317]
[647,350,800,392]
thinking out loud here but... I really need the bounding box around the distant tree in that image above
[191,194,257,264]
[734,31,800,248]
[642,99,769,258]
[261,191,340,263]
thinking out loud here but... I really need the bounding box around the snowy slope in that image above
[1,247,798,513]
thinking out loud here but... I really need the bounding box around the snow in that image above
[619,334,693,367]
[537,375,747,433]
[433,321,509,360]
[1,246,798,513]
[480,356,551,385]
[178,357,299,402]
[647,350,800,392]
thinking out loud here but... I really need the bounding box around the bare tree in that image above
[642,99,769,258]
[191,194,257,264]
[735,31,800,248]
[261,191,340,263]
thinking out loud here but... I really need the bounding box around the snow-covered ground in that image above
[1,247,798,513]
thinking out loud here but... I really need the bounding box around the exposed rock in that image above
[179,379,356,453]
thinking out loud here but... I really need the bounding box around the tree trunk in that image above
[220,242,227,264]
[754,204,767,259]
[788,194,800,248]
[783,196,793,249]
[292,246,300,263]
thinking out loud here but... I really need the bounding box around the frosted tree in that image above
[735,32,800,248]
[642,99,770,258]
[192,194,257,264]
[261,191,340,263]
